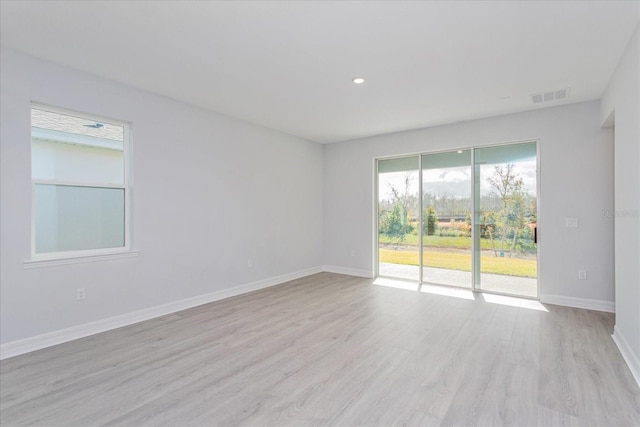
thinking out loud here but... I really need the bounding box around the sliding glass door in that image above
[422,150,472,288]
[377,157,420,281]
[377,141,538,298]
[474,142,538,297]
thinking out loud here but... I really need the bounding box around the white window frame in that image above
[26,103,136,267]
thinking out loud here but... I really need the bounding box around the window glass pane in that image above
[422,150,472,288]
[474,142,537,297]
[378,156,420,281]
[35,184,125,254]
[32,140,124,184]
[31,108,124,185]
[474,141,536,165]
[31,108,123,141]
[378,156,419,174]
[422,150,471,169]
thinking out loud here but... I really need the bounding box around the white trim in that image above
[123,120,131,251]
[373,158,379,278]
[540,294,615,313]
[471,147,479,289]
[322,265,375,278]
[374,139,540,297]
[24,250,140,269]
[1,266,323,360]
[612,325,640,388]
[535,139,541,299]
[29,103,132,260]
[418,154,423,283]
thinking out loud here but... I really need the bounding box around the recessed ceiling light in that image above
[457,150,463,154]
[352,77,365,85]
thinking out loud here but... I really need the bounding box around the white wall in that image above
[324,101,614,307]
[601,26,640,382]
[0,48,324,346]
[0,40,629,365]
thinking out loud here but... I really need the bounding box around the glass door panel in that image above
[378,156,420,281]
[422,150,472,288]
[474,142,538,297]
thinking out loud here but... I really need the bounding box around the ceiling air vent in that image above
[531,88,570,104]
[555,89,567,100]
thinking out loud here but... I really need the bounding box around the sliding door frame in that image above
[375,139,540,299]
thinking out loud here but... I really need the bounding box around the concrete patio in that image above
[379,262,537,298]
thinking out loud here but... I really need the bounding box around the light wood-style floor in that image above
[1,272,639,426]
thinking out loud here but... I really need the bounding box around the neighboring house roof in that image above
[31,108,123,142]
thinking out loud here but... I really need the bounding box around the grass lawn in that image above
[379,249,537,278]
[379,234,535,254]
[379,234,488,250]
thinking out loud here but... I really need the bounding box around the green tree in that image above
[423,206,438,236]
[464,212,472,237]
[481,210,499,257]
[386,202,411,239]
[381,172,417,243]
[487,164,526,257]
[389,173,418,224]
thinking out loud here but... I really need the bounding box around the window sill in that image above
[24,250,139,269]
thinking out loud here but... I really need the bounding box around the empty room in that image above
[1,1,639,426]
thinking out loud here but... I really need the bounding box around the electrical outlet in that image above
[76,287,86,300]
[565,217,578,228]
[247,258,254,268]
[578,270,587,280]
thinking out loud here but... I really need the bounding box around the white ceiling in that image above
[1,1,638,143]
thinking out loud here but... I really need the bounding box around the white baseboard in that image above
[322,265,374,278]
[612,325,640,388]
[5,267,619,361]
[0,266,323,360]
[540,294,615,313]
